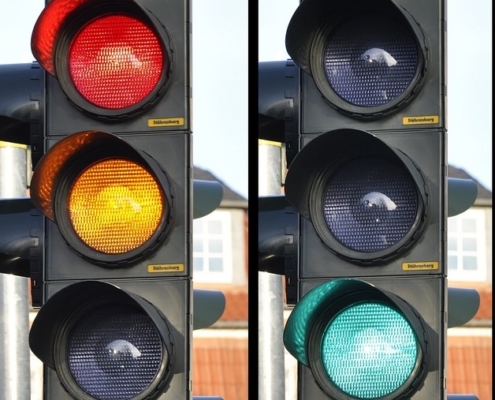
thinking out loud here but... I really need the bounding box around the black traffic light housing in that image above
[25,0,194,399]
[286,128,444,275]
[259,0,450,398]
[27,0,192,285]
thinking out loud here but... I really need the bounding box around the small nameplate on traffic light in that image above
[148,263,185,273]
[402,115,439,125]
[148,117,185,127]
[402,261,439,271]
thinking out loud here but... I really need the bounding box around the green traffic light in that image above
[284,279,430,399]
[321,302,418,398]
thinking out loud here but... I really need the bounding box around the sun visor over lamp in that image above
[285,129,429,265]
[31,0,168,77]
[28,281,181,400]
[286,0,426,77]
[285,129,427,222]
[29,281,175,370]
[31,0,93,76]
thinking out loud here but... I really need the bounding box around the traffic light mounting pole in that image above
[258,140,286,400]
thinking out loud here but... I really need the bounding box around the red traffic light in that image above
[31,0,172,120]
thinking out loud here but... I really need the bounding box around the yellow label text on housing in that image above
[402,115,439,125]
[148,117,185,127]
[402,261,439,271]
[148,263,185,273]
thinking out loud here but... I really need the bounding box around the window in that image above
[447,208,487,281]
[193,210,233,282]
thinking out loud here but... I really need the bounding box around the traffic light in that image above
[259,0,449,398]
[23,0,193,399]
[30,0,189,128]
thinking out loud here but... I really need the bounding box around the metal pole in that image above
[0,142,31,400]
[258,140,285,400]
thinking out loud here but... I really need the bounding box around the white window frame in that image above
[447,208,487,282]
[193,209,233,283]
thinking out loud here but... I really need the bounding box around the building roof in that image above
[193,336,248,400]
[447,333,492,399]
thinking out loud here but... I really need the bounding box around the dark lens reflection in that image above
[97,339,142,375]
[322,157,418,252]
[323,14,418,107]
[67,305,163,400]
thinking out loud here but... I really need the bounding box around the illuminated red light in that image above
[69,15,165,109]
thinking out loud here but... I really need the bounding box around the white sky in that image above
[259,0,493,193]
[0,0,249,199]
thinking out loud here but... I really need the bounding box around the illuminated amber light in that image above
[68,159,164,254]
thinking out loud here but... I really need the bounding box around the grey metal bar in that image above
[258,141,285,400]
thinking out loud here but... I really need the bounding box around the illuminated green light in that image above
[321,302,418,399]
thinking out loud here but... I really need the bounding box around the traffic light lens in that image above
[321,302,418,398]
[68,304,165,400]
[323,13,418,107]
[69,158,164,254]
[322,157,418,252]
[69,14,164,109]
